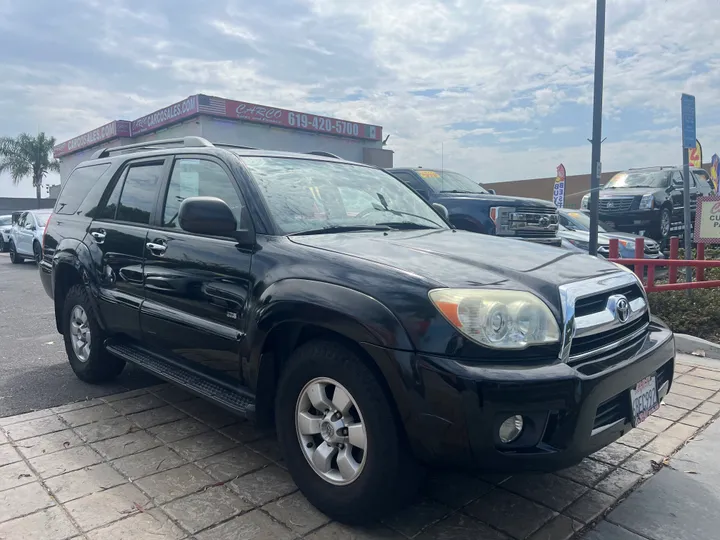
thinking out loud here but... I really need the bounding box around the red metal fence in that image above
[608,237,720,292]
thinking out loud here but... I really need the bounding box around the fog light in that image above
[499,415,524,444]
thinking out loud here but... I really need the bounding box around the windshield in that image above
[560,210,607,233]
[240,157,448,234]
[604,171,669,189]
[34,213,51,227]
[0,216,11,227]
[415,170,489,194]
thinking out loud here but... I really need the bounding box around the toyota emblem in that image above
[608,294,631,323]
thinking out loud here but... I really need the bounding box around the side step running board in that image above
[106,341,256,420]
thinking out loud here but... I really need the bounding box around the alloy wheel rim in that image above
[295,377,367,485]
[69,305,91,362]
[661,212,670,236]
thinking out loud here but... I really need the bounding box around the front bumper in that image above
[380,321,674,472]
[600,209,658,232]
[518,236,562,248]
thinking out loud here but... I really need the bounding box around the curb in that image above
[675,333,720,360]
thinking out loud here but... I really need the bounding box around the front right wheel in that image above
[275,339,421,524]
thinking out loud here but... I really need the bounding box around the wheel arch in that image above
[246,279,414,429]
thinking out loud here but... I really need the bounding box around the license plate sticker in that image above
[630,376,659,426]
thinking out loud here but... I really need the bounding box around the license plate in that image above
[630,376,659,426]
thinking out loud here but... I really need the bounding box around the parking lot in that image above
[0,254,157,417]
[1,255,720,539]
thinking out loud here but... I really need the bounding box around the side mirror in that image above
[487,188,496,195]
[432,203,449,221]
[179,197,251,243]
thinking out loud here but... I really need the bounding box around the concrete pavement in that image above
[1,354,718,539]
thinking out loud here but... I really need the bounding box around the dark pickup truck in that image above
[40,137,674,523]
[388,167,561,246]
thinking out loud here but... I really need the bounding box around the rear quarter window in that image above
[55,164,112,215]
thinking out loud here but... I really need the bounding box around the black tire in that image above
[8,242,23,264]
[33,241,42,264]
[0,237,5,253]
[62,284,125,383]
[656,206,671,242]
[275,339,422,524]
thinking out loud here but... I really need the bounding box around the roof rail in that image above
[90,136,215,159]
[306,151,341,159]
[628,165,676,171]
[214,143,258,150]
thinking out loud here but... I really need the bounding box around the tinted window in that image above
[163,159,246,230]
[116,164,164,225]
[416,170,489,194]
[97,171,125,220]
[56,164,112,215]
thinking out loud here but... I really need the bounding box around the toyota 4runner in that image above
[40,137,675,523]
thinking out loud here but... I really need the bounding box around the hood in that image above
[289,229,620,300]
[435,192,556,208]
[558,228,610,246]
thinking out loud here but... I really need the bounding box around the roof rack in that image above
[91,136,215,159]
[214,143,258,150]
[628,165,676,171]
[306,151,341,159]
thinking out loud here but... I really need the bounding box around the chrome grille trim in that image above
[557,271,648,363]
[569,322,649,363]
[575,296,647,338]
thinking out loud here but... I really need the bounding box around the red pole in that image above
[698,243,705,282]
[609,238,619,259]
[634,237,644,280]
[669,237,679,284]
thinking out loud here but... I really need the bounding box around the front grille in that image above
[644,243,660,255]
[518,229,557,238]
[593,394,628,431]
[599,198,635,213]
[574,284,643,318]
[566,280,650,374]
[517,206,557,215]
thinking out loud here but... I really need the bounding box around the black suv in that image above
[388,168,561,246]
[41,137,675,523]
[581,166,711,241]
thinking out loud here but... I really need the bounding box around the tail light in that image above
[42,214,52,251]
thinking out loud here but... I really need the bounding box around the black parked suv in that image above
[581,166,710,241]
[41,137,675,523]
[388,168,561,246]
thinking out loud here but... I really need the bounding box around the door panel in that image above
[141,157,253,383]
[89,159,167,341]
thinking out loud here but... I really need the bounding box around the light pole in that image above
[588,0,607,256]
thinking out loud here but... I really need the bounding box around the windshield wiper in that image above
[290,225,391,236]
[374,221,438,230]
[371,197,443,227]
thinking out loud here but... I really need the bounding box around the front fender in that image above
[244,279,415,426]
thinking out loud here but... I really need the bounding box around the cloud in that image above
[0,0,719,198]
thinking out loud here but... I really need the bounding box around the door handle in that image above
[91,230,106,243]
[146,241,167,254]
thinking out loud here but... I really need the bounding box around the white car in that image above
[0,215,12,252]
[9,209,52,264]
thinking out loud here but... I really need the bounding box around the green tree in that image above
[0,132,60,208]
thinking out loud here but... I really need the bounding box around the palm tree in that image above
[0,133,60,208]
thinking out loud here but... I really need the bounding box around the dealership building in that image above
[53,94,392,183]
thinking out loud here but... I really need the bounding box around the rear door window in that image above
[116,163,164,225]
[56,164,112,215]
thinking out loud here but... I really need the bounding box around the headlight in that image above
[639,194,654,210]
[567,238,590,251]
[581,195,589,209]
[428,289,560,349]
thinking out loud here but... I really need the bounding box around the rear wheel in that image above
[275,339,421,524]
[0,237,5,253]
[62,284,125,383]
[9,241,23,264]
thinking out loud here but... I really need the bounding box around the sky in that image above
[1,0,719,198]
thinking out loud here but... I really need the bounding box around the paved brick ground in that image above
[1,355,719,540]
